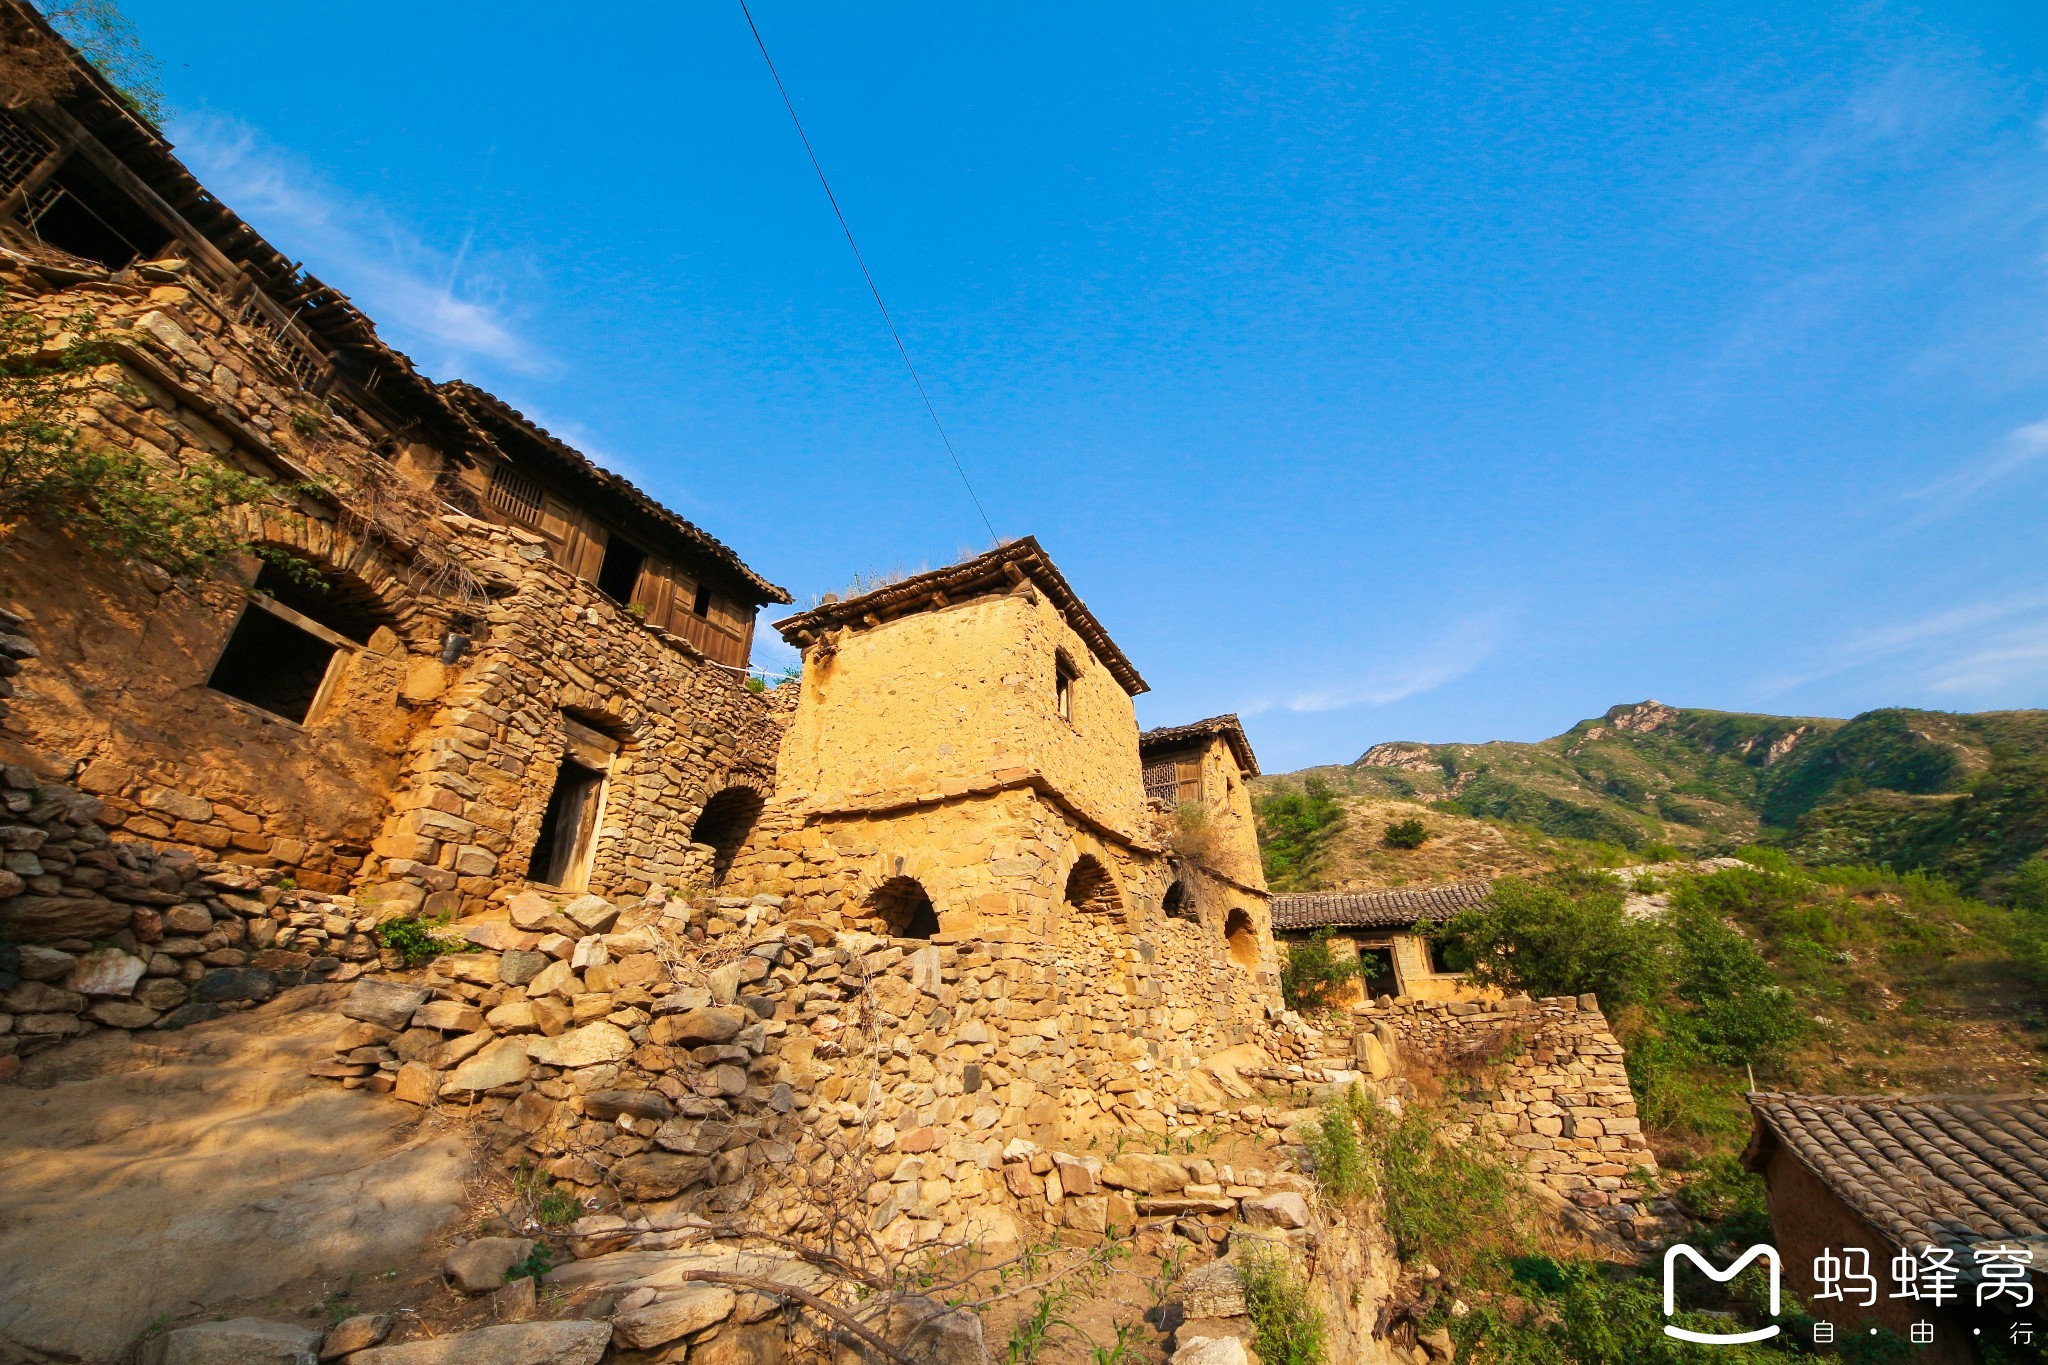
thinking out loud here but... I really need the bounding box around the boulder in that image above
[321,1314,393,1358]
[612,1152,711,1200]
[14,945,75,981]
[348,1321,611,1364]
[655,1006,747,1047]
[562,894,619,935]
[498,949,548,985]
[140,1317,322,1365]
[611,1283,738,1348]
[87,999,161,1028]
[1102,1153,1188,1194]
[1,980,84,1014]
[1171,1337,1253,1365]
[1240,1191,1311,1229]
[442,1236,534,1294]
[507,891,558,931]
[526,1021,634,1068]
[411,1000,484,1033]
[584,1089,674,1122]
[461,921,536,952]
[392,1061,440,1105]
[441,1039,532,1095]
[341,979,430,1030]
[194,968,280,1003]
[652,985,714,1015]
[65,945,147,998]
[0,894,130,939]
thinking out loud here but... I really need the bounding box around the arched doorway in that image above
[1162,878,1197,922]
[689,786,764,886]
[1063,855,1122,913]
[1224,907,1260,969]
[868,876,939,940]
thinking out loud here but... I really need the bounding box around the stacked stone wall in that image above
[1354,994,1671,1245]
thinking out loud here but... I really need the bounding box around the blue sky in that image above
[117,1,2048,771]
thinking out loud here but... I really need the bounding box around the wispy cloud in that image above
[1761,587,2048,698]
[1906,415,2048,519]
[1278,612,1504,714]
[171,112,541,375]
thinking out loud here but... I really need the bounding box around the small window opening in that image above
[1055,651,1077,723]
[205,562,380,724]
[596,534,646,606]
[1225,907,1260,970]
[487,462,543,523]
[1162,878,1197,922]
[868,876,939,940]
[530,756,605,889]
[690,786,765,887]
[207,605,338,723]
[25,156,173,269]
[1063,855,1122,914]
[691,582,714,618]
[1426,933,1470,976]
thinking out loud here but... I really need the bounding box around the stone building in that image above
[723,541,1278,1034]
[1271,880,1493,1003]
[0,9,1277,1029]
[0,2,790,922]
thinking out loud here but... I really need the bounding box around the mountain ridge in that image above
[1256,699,2048,895]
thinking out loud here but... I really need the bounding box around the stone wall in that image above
[1352,994,1673,1246]
[0,265,784,919]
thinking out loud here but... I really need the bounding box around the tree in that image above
[39,0,168,124]
[1383,816,1430,849]
[1280,927,1361,1012]
[1434,875,1664,1008]
[0,294,281,573]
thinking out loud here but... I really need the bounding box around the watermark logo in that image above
[1663,1244,1782,1345]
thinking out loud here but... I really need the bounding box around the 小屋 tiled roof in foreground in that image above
[1744,1094,2048,1254]
[1269,879,1494,932]
[1140,714,1260,777]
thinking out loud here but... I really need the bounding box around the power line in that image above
[736,0,998,546]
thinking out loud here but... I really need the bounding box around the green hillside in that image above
[1257,701,2048,897]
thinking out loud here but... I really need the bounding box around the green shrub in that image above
[1667,892,1805,1067]
[1304,1092,1373,1203]
[374,915,469,967]
[1256,778,1347,890]
[1383,816,1430,849]
[1279,928,1360,1012]
[1237,1245,1326,1365]
[1435,875,1665,1008]
[1364,1102,1521,1278]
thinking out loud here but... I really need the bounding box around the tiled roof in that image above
[1269,879,1494,932]
[773,538,1147,695]
[1745,1094,2048,1255]
[441,383,789,605]
[1140,714,1260,778]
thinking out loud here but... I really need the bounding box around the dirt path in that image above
[0,985,472,1364]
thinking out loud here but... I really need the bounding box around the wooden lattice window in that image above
[0,109,53,195]
[488,462,544,523]
[1144,754,1202,806]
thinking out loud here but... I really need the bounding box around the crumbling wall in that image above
[1357,994,1673,1246]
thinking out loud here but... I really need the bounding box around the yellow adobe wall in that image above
[776,590,1145,839]
[1306,929,1492,1006]
[1193,732,1265,891]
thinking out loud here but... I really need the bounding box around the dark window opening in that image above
[868,876,939,940]
[250,561,382,643]
[1162,879,1197,922]
[1427,934,1470,976]
[1055,651,1077,722]
[26,156,173,269]
[529,756,605,888]
[596,535,646,606]
[1354,942,1399,999]
[691,582,714,618]
[690,786,764,887]
[1064,855,1121,913]
[207,605,337,723]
